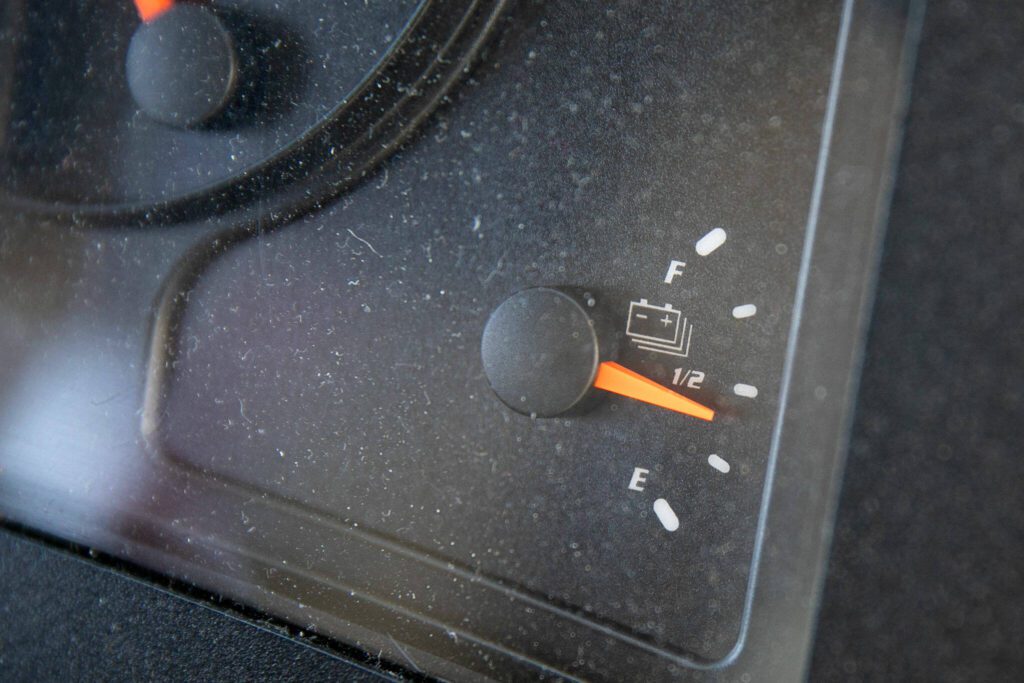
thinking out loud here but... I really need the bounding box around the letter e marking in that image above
[628,467,650,491]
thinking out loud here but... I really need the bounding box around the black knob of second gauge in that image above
[126,5,238,128]
[482,288,601,417]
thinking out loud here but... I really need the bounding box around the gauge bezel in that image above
[0,0,506,226]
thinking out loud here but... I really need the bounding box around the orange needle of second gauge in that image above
[134,0,175,23]
[593,361,715,421]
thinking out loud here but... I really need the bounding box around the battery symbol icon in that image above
[625,299,693,357]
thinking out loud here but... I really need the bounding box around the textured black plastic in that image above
[810,1,1024,679]
[0,531,393,682]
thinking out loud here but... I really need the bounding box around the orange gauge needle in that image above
[134,0,175,23]
[593,361,715,421]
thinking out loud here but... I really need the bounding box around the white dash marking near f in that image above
[695,227,727,256]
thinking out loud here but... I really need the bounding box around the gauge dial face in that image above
[153,212,804,662]
[0,0,494,216]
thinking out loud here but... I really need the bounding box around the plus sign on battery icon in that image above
[625,299,693,357]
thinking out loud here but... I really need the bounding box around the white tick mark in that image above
[653,498,680,532]
[732,304,757,319]
[695,227,727,256]
[708,454,731,473]
[733,383,758,398]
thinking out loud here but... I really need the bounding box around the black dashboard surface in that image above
[0,532,388,682]
[1,1,1023,681]
[810,0,1024,679]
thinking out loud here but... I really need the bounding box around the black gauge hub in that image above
[482,288,603,418]
[126,5,239,128]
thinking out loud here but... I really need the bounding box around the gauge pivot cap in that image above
[126,5,239,128]
[481,288,601,418]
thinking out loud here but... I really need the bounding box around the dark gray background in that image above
[1,0,1022,680]
[810,0,1024,679]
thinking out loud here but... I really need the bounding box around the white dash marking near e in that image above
[734,383,758,398]
[695,227,727,256]
[708,454,731,474]
[732,304,757,319]
[653,498,680,532]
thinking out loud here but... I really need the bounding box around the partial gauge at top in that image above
[0,0,503,221]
